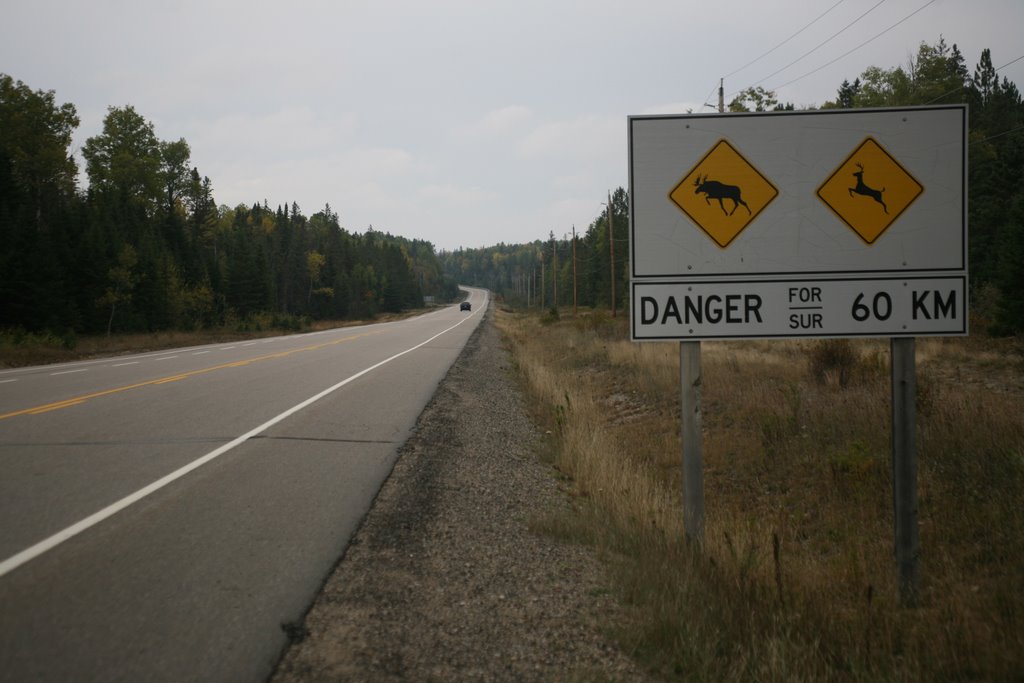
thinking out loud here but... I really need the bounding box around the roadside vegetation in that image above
[0,307,439,368]
[1,76,461,342]
[497,307,1024,681]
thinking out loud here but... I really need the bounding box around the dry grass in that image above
[498,307,1024,681]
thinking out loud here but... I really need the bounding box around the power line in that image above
[723,0,848,81]
[700,82,720,111]
[767,0,936,94]
[731,0,888,98]
[972,124,1024,146]
[996,53,1024,72]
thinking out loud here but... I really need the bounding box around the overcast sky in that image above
[3,0,1022,251]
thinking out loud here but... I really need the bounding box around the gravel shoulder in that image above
[271,305,653,682]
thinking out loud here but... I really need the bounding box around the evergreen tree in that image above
[993,194,1024,333]
[835,79,861,108]
[0,74,81,332]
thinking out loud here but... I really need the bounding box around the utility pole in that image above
[681,78,723,547]
[528,266,533,308]
[572,225,578,317]
[551,232,558,309]
[540,251,545,310]
[607,190,616,318]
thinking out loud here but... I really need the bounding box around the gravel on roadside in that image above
[270,304,654,682]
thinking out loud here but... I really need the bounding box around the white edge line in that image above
[0,313,476,579]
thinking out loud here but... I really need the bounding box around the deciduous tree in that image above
[82,105,162,209]
[98,243,139,336]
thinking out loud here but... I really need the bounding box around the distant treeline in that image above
[441,39,1024,335]
[440,187,629,315]
[0,76,459,336]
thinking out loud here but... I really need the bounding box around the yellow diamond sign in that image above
[669,139,778,248]
[817,137,923,245]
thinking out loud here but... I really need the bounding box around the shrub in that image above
[809,339,860,387]
[540,306,560,325]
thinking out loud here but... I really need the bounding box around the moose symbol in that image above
[693,175,751,216]
[849,163,887,213]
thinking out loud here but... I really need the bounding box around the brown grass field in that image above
[497,306,1024,681]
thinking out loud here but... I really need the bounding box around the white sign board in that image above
[628,106,967,340]
[633,276,966,340]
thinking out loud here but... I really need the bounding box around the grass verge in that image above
[0,308,442,368]
[497,306,1024,681]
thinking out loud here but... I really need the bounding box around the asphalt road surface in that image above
[0,288,487,682]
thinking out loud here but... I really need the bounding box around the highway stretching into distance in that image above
[0,287,487,682]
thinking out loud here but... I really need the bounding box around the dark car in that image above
[460,301,471,311]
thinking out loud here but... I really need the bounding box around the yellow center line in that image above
[0,330,383,421]
[29,399,88,415]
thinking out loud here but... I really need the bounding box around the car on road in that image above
[460,301,471,311]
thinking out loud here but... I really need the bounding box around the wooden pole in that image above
[572,225,577,317]
[677,82,719,546]
[552,234,557,309]
[540,252,545,310]
[608,191,616,318]
[681,340,704,545]
[891,337,920,605]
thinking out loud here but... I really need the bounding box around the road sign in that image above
[631,110,957,606]
[668,139,778,248]
[628,105,967,340]
[629,106,966,280]
[632,276,966,340]
[817,137,924,245]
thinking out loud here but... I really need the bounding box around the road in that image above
[0,287,487,682]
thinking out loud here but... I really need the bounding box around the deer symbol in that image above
[693,175,751,216]
[849,163,887,213]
